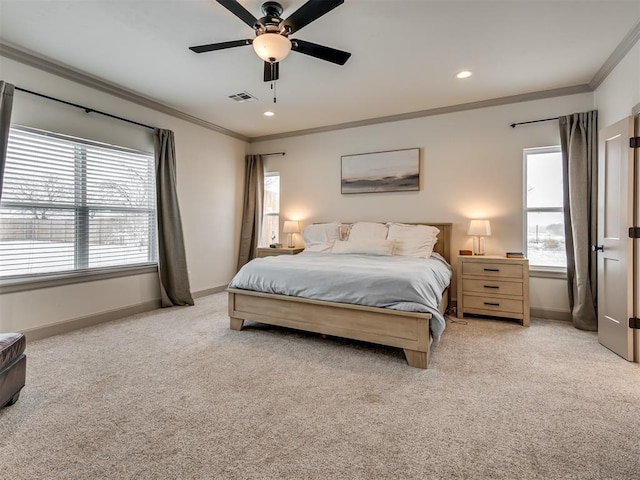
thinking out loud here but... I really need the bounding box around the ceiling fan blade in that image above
[291,39,351,65]
[216,0,259,29]
[189,39,252,53]
[264,62,280,82]
[281,0,344,35]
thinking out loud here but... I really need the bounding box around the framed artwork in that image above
[341,148,420,194]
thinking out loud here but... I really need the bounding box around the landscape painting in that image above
[341,148,420,194]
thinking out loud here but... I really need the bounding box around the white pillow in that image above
[301,222,341,252]
[387,223,440,258]
[331,239,395,256]
[348,222,388,241]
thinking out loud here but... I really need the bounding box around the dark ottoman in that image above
[0,333,26,408]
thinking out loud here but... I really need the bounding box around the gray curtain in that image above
[237,154,264,270]
[559,110,598,331]
[0,81,15,200]
[154,128,194,307]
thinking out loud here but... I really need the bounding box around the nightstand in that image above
[457,255,530,326]
[256,247,304,258]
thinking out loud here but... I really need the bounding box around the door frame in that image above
[633,103,640,363]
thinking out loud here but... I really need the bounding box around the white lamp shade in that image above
[252,33,292,62]
[467,219,492,236]
[282,220,300,233]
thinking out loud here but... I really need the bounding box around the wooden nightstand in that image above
[457,255,530,326]
[256,247,304,258]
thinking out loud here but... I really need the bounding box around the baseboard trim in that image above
[21,285,228,342]
[531,307,571,322]
[193,285,227,298]
[22,299,162,342]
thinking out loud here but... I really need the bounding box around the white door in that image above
[597,117,634,361]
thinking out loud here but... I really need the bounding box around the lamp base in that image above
[287,233,294,248]
[473,236,486,256]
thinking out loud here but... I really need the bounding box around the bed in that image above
[227,222,452,368]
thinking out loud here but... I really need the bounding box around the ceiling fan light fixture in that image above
[253,33,292,62]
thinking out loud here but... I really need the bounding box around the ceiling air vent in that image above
[228,92,257,103]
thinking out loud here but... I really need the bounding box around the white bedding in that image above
[228,251,452,341]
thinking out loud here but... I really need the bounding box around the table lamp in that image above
[283,220,300,248]
[467,219,491,255]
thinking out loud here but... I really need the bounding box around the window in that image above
[523,146,566,269]
[261,172,280,247]
[0,126,157,279]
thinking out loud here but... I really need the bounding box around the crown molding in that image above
[0,41,249,142]
[590,18,640,89]
[249,84,592,143]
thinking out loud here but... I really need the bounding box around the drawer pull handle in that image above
[484,268,500,272]
[484,302,500,306]
[484,285,499,289]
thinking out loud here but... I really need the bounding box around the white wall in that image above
[251,93,597,315]
[595,40,640,126]
[0,57,246,333]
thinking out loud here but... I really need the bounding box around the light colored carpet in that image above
[1,292,639,479]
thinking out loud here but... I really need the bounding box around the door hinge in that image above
[629,227,640,238]
[631,137,640,149]
[629,318,640,329]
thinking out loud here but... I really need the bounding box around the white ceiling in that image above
[1,1,639,140]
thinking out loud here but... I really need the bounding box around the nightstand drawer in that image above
[462,279,523,296]
[462,262,523,279]
[463,295,524,314]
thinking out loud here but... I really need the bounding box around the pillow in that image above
[348,222,388,241]
[331,239,394,256]
[387,223,440,258]
[301,222,341,252]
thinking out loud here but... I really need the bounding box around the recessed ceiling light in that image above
[456,71,472,79]
[264,111,275,117]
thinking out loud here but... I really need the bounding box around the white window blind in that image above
[0,126,157,279]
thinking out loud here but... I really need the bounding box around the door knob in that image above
[592,245,604,252]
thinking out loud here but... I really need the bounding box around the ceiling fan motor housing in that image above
[256,1,287,35]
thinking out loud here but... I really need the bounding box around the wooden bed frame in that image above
[228,223,452,369]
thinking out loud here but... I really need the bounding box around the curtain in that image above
[237,154,264,270]
[0,81,15,200]
[154,128,194,307]
[559,110,598,331]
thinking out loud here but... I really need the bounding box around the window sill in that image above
[529,267,567,280]
[0,264,158,294]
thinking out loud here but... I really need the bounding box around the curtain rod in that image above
[510,116,559,128]
[260,152,285,156]
[14,86,156,130]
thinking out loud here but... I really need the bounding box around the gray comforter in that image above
[228,252,452,341]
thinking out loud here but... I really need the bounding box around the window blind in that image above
[0,126,157,279]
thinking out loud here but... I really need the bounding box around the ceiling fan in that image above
[189,0,352,82]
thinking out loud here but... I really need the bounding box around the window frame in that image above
[523,145,567,274]
[0,125,158,291]
[261,172,280,247]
